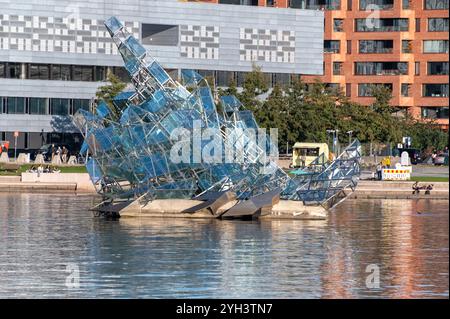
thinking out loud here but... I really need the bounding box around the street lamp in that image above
[346,130,353,145]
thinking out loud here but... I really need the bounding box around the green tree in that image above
[95,72,127,120]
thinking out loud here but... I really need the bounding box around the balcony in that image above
[423,84,449,97]
[355,62,409,75]
[359,0,394,10]
[289,0,341,10]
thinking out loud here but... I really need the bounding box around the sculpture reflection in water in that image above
[73,17,361,212]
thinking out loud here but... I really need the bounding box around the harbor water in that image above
[0,193,448,298]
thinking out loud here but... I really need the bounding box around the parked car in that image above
[434,153,449,166]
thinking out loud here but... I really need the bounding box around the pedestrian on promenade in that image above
[376,162,383,180]
[62,146,68,163]
[51,144,56,161]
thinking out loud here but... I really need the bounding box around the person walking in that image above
[50,144,56,161]
[61,146,68,163]
[376,162,383,180]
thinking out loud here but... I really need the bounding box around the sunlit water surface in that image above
[0,193,448,298]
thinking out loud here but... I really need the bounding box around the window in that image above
[0,63,5,78]
[428,62,449,75]
[72,99,90,114]
[415,18,421,32]
[266,0,275,6]
[401,83,411,97]
[334,19,344,31]
[423,40,449,53]
[423,84,449,97]
[7,97,26,114]
[359,0,393,10]
[355,62,408,75]
[5,63,21,78]
[28,64,49,80]
[94,66,107,82]
[216,71,234,87]
[273,73,291,86]
[347,40,352,54]
[428,18,449,31]
[29,98,48,115]
[324,40,340,53]
[402,40,412,53]
[333,62,343,75]
[415,62,420,75]
[358,83,392,96]
[402,0,410,9]
[289,0,341,9]
[359,40,393,53]
[422,107,449,119]
[346,83,352,96]
[142,24,179,46]
[72,65,94,81]
[424,0,449,10]
[50,98,70,115]
[0,97,4,113]
[355,18,409,32]
[112,67,131,83]
[51,65,71,81]
[348,0,352,10]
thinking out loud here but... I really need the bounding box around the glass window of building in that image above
[112,67,131,83]
[423,40,449,53]
[424,0,449,10]
[333,19,344,31]
[333,62,343,75]
[423,84,449,97]
[359,40,393,53]
[402,40,412,53]
[346,83,352,96]
[29,98,48,115]
[28,64,50,80]
[428,62,449,75]
[421,107,449,119]
[355,62,408,75]
[72,65,94,81]
[0,97,3,113]
[94,66,107,82]
[7,97,26,114]
[358,83,392,96]
[142,24,179,46]
[402,0,410,9]
[6,63,21,78]
[0,63,5,78]
[273,73,291,86]
[289,0,341,9]
[428,18,449,31]
[216,71,235,87]
[359,0,393,10]
[355,18,409,32]
[51,65,71,81]
[72,99,90,114]
[50,98,70,115]
[401,83,411,97]
[324,40,340,53]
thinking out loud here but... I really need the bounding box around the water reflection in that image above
[0,193,447,298]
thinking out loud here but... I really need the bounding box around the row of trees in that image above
[97,68,448,155]
[217,66,448,154]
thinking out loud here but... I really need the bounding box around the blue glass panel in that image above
[96,101,110,118]
[125,36,146,58]
[104,16,123,36]
[148,62,170,84]
[86,158,102,184]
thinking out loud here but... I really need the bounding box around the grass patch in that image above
[410,176,449,182]
[0,163,87,176]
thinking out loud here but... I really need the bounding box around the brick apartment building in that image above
[190,0,449,130]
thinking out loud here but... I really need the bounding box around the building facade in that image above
[0,0,324,151]
[194,0,449,130]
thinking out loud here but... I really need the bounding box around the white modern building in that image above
[0,0,324,151]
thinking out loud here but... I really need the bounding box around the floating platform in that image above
[104,198,327,220]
